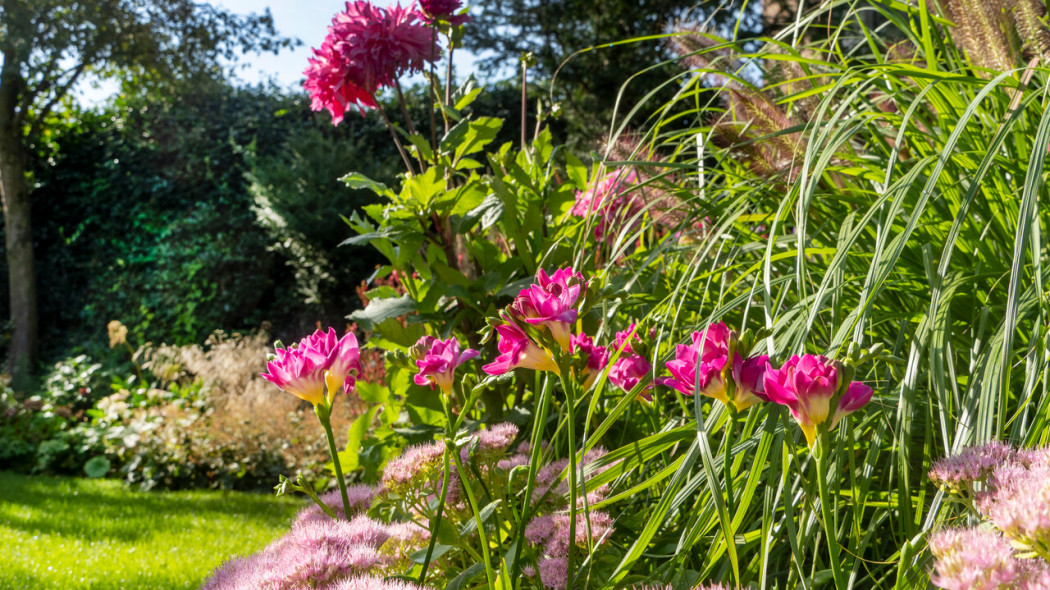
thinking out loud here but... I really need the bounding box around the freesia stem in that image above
[815,431,847,589]
[316,404,351,520]
[558,357,578,587]
[418,445,452,584]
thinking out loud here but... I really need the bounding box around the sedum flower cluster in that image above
[929,442,1050,589]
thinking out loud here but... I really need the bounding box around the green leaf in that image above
[454,117,503,163]
[348,295,417,330]
[339,406,381,473]
[339,172,394,197]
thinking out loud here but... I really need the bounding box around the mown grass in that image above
[0,471,304,589]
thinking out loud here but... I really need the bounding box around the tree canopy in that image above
[0,0,295,384]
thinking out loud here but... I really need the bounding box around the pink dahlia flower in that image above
[510,268,585,351]
[572,168,641,242]
[483,321,559,375]
[419,0,470,25]
[261,328,361,406]
[303,36,377,125]
[304,1,437,125]
[763,354,873,447]
[412,335,478,394]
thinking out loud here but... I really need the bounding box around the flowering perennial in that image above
[763,354,873,447]
[262,328,361,406]
[663,322,769,411]
[411,335,478,394]
[304,1,437,124]
[510,267,586,351]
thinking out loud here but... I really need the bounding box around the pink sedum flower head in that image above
[763,354,873,447]
[483,321,559,376]
[412,335,478,394]
[261,343,329,406]
[929,527,1021,590]
[510,268,586,351]
[304,2,437,125]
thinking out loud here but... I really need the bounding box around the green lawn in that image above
[0,471,304,589]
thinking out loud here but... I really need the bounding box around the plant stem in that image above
[815,431,847,589]
[418,445,452,584]
[373,99,415,174]
[559,357,579,587]
[315,404,351,520]
[452,449,497,588]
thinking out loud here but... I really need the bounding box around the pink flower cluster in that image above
[484,268,586,375]
[572,168,643,242]
[929,527,1050,590]
[202,514,426,590]
[296,485,379,526]
[261,328,361,406]
[412,335,478,394]
[525,510,615,589]
[607,324,653,394]
[928,442,1050,589]
[928,441,1015,492]
[663,322,768,411]
[304,2,437,124]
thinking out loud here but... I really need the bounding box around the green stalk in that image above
[722,404,740,588]
[815,430,847,589]
[315,403,351,520]
[417,445,452,584]
[511,375,554,587]
[452,449,497,588]
[442,390,497,589]
[563,362,579,587]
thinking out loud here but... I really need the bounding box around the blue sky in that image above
[77,0,478,104]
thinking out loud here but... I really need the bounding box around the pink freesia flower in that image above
[261,328,361,406]
[261,344,329,406]
[573,169,642,242]
[412,336,478,394]
[609,354,652,394]
[418,0,470,25]
[571,333,609,389]
[482,321,559,375]
[763,354,873,447]
[304,1,437,125]
[304,327,362,394]
[510,268,586,351]
[663,323,768,411]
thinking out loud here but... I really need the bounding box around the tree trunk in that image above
[0,57,36,386]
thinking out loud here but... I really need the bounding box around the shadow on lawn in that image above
[0,471,300,542]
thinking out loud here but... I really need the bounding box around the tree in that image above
[0,0,294,384]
